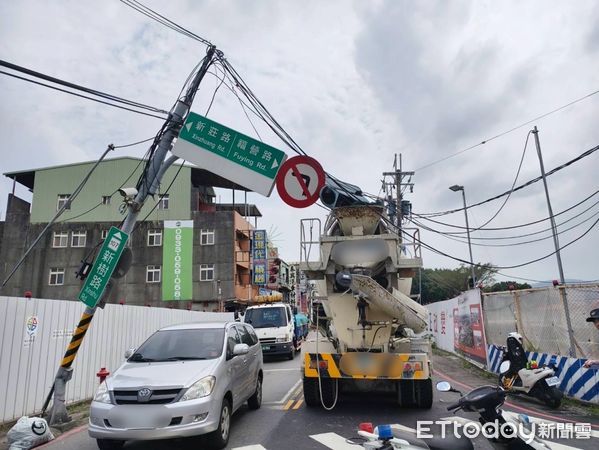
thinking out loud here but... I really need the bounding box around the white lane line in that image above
[264,368,300,372]
[274,378,302,405]
[310,432,362,449]
[232,446,267,450]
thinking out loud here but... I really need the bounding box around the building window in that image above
[147,229,162,246]
[71,230,87,247]
[49,267,65,286]
[146,265,161,283]
[158,194,169,210]
[57,194,71,211]
[200,229,215,245]
[200,264,215,281]
[101,229,108,240]
[52,232,68,248]
[101,195,111,205]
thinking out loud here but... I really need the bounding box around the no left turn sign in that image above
[276,155,326,208]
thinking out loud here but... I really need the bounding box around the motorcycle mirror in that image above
[499,360,511,374]
[436,381,452,392]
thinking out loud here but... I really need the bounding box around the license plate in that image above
[261,345,270,351]
[546,376,560,387]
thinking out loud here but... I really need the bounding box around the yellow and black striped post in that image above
[60,310,94,368]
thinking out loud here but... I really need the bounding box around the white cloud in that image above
[1,0,598,284]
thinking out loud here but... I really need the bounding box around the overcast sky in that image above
[1,0,598,285]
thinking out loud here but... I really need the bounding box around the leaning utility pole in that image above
[532,126,576,358]
[43,46,218,424]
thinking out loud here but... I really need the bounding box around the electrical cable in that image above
[120,0,212,46]
[416,144,599,218]
[415,88,599,172]
[412,207,599,248]
[415,188,599,233]
[0,60,168,114]
[0,70,167,120]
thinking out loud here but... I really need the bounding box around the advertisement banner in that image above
[453,289,487,366]
[162,220,193,301]
[252,230,267,286]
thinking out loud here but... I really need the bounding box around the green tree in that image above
[411,263,496,304]
[483,281,531,293]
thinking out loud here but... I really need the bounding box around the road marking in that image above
[264,368,299,372]
[310,432,363,449]
[282,399,295,410]
[292,398,304,409]
[232,446,267,450]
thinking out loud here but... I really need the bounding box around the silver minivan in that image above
[89,321,263,449]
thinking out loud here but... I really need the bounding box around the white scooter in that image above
[498,348,562,408]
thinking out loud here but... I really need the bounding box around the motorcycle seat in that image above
[392,424,473,450]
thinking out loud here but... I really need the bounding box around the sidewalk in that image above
[432,349,599,425]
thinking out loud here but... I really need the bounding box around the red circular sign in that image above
[275,155,326,208]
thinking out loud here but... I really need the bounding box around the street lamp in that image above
[449,185,476,288]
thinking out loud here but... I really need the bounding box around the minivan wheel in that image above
[96,439,124,450]
[207,398,231,449]
[248,376,262,410]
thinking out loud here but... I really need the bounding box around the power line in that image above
[415,143,599,219]
[0,70,167,121]
[415,88,599,171]
[416,188,599,233]
[0,59,168,115]
[120,0,212,46]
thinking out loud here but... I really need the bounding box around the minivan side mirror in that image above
[124,347,136,359]
[233,343,249,356]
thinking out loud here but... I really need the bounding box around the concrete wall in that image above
[29,158,191,223]
[0,296,233,423]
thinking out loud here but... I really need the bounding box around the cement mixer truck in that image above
[299,178,432,409]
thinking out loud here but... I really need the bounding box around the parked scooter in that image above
[436,380,552,449]
[498,333,562,408]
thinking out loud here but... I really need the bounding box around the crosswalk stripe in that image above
[232,445,267,450]
[309,432,363,449]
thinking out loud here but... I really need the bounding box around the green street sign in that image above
[172,111,287,196]
[78,227,129,308]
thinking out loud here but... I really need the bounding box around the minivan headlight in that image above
[181,376,215,401]
[94,381,112,404]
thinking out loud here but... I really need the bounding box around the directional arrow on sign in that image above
[275,155,325,208]
[185,122,193,132]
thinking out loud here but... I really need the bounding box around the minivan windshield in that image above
[244,307,287,328]
[129,328,225,362]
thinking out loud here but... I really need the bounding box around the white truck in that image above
[243,302,296,360]
[300,186,432,409]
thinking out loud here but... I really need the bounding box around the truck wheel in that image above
[397,380,416,407]
[288,346,295,360]
[415,379,433,409]
[96,440,124,450]
[303,377,320,407]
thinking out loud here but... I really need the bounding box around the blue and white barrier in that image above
[487,344,599,404]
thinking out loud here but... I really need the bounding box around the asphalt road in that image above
[35,352,599,450]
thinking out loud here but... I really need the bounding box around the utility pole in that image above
[532,126,576,357]
[382,153,414,235]
[43,46,218,424]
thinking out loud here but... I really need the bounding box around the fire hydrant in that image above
[96,367,110,383]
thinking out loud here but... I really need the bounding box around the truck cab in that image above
[243,303,296,360]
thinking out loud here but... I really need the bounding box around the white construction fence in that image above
[0,296,232,423]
